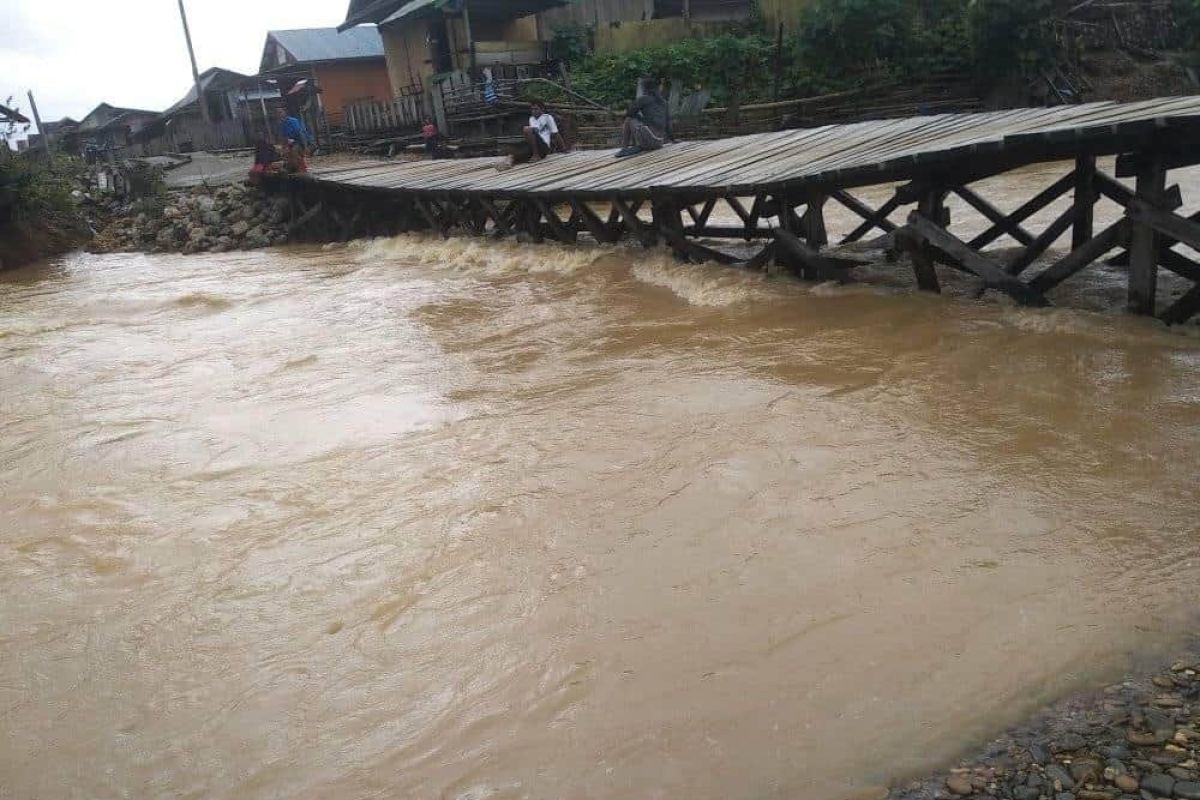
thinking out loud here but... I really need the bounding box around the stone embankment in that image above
[89,182,291,255]
[890,643,1200,800]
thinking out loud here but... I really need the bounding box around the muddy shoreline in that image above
[888,639,1200,800]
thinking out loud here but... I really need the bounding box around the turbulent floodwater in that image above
[3,162,1200,800]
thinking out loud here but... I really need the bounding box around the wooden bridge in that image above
[267,96,1200,324]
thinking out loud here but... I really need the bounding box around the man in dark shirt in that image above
[616,77,670,158]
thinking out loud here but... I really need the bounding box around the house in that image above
[76,103,160,152]
[135,68,279,155]
[259,27,392,127]
[25,117,79,154]
[539,0,792,53]
[339,0,569,93]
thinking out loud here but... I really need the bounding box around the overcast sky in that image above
[2,0,345,134]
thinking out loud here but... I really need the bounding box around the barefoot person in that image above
[616,77,670,158]
[523,101,566,163]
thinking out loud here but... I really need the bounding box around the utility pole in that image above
[26,90,52,165]
[176,0,211,124]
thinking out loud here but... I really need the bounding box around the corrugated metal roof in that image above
[268,27,385,65]
[162,68,252,118]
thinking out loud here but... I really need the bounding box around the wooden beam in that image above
[570,199,617,244]
[534,198,577,243]
[968,171,1075,250]
[613,197,653,246]
[1029,219,1129,294]
[842,191,902,244]
[660,227,741,265]
[1161,283,1200,325]
[1128,155,1167,315]
[741,241,777,271]
[952,184,1035,246]
[830,189,899,234]
[774,230,849,282]
[904,212,1048,306]
[1125,197,1200,252]
[478,197,510,236]
[1006,204,1077,276]
[910,189,947,293]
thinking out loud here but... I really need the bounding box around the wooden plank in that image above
[904,212,1048,305]
[1029,219,1129,294]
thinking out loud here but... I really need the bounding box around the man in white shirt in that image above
[523,101,567,162]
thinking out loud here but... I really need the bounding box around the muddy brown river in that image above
[3,162,1200,799]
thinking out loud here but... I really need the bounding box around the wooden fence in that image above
[345,90,427,135]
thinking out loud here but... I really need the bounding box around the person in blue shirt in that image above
[275,107,314,173]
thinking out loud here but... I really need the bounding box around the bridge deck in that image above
[305,97,1200,198]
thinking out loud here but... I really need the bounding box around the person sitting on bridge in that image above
[616,77,670,158]
[275,107,314,174]
[523,101,567,163]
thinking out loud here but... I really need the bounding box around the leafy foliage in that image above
[0,155,78,223]
[967,0,1058,78]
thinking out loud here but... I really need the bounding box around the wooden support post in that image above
[903,213,1048,306]
[911,188,946,294]
[1127,154,1166,316]
[1072,155,1097,249]
[801,192,828,248]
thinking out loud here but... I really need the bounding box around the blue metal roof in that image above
[267,27,385,66]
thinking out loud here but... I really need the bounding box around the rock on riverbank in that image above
[889,643,1200,800]
[89,183,291,255]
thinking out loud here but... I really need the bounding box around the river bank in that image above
[889,639,1200,800]
[87,181,292,255]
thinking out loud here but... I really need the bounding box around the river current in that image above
[2,161,1200,800]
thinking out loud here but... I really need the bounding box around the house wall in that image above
[538,0,653,33]
[538,0,812,44]
[381,20,435,90]
[315,60,394,126]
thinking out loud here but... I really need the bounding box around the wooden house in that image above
[340,0,569,94]
[134,68,279,155]
[260,27,393,127]
[76,103,160,153]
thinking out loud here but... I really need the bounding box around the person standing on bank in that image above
[616,77,670,158]
[523,101,567,163]
[276,107,314,173]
